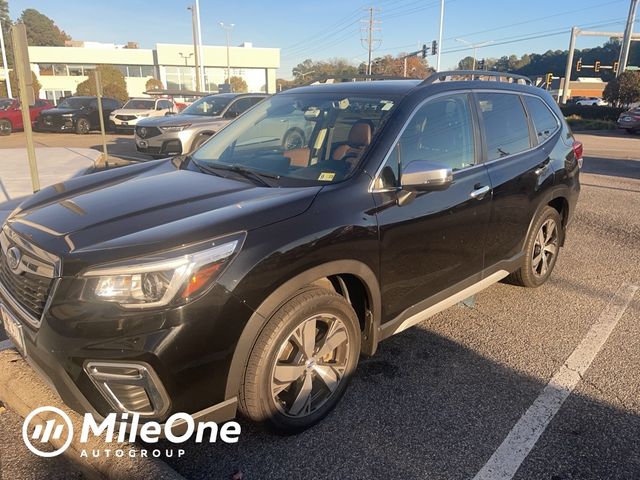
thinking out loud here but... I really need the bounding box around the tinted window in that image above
[226,98,256,117]
[159,100,174,109]
[477,93,531,161]
[524,96,558,142]
[376,93,476,189]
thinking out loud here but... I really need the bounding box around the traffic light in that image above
[546,72,553,86]
[477,59,485,70]
[613,61,619,73]
[594,60,601,73]
[431,40,438,56]
[422,44,427,59]
[576,58,582,72]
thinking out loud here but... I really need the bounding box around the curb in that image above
[0,348,186,480]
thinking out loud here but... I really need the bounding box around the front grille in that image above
[135,126,161,138]
[0,245,54,322]
[116,115,137,121]
[39,115,67,128]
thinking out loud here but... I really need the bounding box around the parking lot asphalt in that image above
[0,130,638,479]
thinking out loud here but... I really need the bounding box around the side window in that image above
[248,96,264,106]
[476,93,531,161]
[375,93,476,189]
[160,100,173,110]
[523,96,559,142]
[226,98,255,118]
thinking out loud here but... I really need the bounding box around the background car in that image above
[616,107,640,133]
[0,98,53,136]
[135,93,268,158]
[35,96,121,134]
[576,97,607,106]
[109,97,177,133]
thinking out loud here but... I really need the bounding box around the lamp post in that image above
[187,6,201,91]
[455,38,494,70]
[179,52,194,66]
[0,20,11,98]
[219,22,234,84]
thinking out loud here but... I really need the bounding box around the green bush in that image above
[560,105,625,121]
[565,115,616,131]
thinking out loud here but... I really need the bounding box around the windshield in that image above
[0,99,13,111]
[123,99,155,110]
[190,92,398,187]
[182,96,232,116]
[58,97,92,109]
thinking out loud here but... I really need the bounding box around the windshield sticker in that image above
[318,172,336,181]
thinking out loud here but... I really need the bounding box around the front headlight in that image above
[80,233,245,308]
[159,124,191,132]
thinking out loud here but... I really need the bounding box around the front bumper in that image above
[617,120,640,130]
[135,128,197,156]
[0,275,254,423]
[35,117,75,132]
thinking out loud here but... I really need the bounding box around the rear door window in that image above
[523,95,559,142]
[476,93,531,161]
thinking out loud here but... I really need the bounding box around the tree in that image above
[603,71,640,107]
[0,0,12,66]
[292,58,358,83]
[365,54,432,78]
[0,69,41,99]
[145,78,164,91]
[276,78,297,91]
[76,65,128,102]
[227,76,248,93]
[457,56,475,70]
[20,8,70,47]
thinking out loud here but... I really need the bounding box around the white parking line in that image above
[0,339,13,351]
[473,282,638,480]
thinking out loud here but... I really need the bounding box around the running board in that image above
[380,270,510,339]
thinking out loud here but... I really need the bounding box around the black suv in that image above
[35,96,121,134]
[0,72,581,432]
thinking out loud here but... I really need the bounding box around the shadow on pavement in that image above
[582,156,640,180]
[154,327,640,480]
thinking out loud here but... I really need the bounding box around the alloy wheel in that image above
[270,313,350,418]
[532,218,558,278]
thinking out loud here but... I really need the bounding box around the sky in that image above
[6,0,637,78]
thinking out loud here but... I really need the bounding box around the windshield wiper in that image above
[194,161,279,187]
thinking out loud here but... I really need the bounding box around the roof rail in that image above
[303,74,415,86]
[421,70,532,86]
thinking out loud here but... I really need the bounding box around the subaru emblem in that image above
[6,246,22,272]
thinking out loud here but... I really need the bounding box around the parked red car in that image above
[0,98,53,136]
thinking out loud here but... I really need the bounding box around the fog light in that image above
[84,362,170,417]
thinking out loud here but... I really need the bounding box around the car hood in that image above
[8,160,321,275]
[40,108,81,116]
[137,114,224,128]
[111,108,154,116]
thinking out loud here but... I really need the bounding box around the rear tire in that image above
[508,206,562,288]
[239,287,361,433]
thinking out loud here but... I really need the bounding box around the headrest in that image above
[348,121,372,148]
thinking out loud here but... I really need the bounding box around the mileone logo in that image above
[23,406,241,458]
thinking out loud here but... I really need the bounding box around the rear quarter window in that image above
[477,92,531,161]
[523,95,559,142]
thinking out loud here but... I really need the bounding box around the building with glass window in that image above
[26,41,280,104]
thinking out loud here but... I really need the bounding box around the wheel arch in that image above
[224,259,381,399]
[188,130,216,152]
[524,188,570,249]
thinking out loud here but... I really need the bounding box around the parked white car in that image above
[576,97,607,106]
[109,98,177,132]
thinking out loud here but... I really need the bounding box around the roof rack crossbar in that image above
[421,70,532,86]
[303,74,415,86]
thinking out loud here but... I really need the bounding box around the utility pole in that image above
[618,0,639,76]
[436,0,445,71]
[187,6,201,91]
[220,22,234,83]
[456,38,493,71]
[0,20,11,98]
[561,26,579,104]
[361,7,381,76]
[194,0,205,91]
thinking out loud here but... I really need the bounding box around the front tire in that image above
[239,287,361,433]
[75,118,90,135]
[508,206,562,287]
[0,119,12,136]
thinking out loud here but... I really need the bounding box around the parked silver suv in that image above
[134,93,267,158]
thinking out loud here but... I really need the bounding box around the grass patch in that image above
[565,114,617,131]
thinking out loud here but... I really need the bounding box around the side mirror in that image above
[400,161,453,192]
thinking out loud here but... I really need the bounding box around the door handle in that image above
[535,159,551,176]
[470,185,490,200]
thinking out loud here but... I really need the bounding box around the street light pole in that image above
[0,20,11,98]
[456,38,493,70]
[179,52,194,67]
[187,6,201,91]
[194,0,205,90]
[220,22,234,83]
[436,0,445,71]
[618,0,639,76]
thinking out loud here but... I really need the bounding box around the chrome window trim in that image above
[369,89,562,192]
